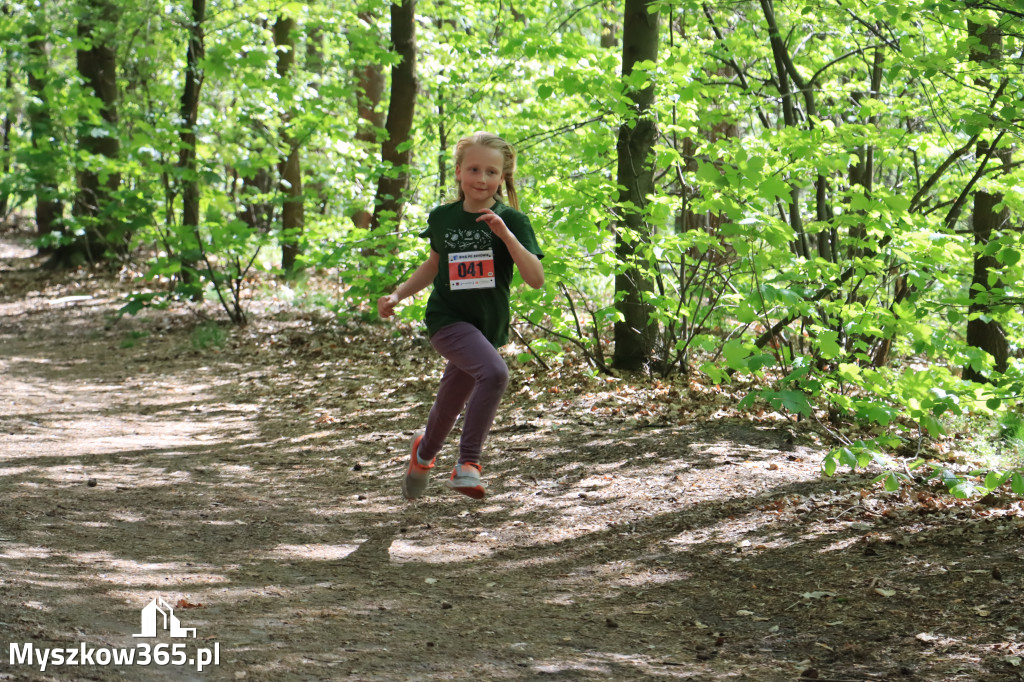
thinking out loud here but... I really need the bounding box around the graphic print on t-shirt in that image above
[445,226,496,291]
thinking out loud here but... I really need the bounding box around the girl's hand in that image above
[476,208,512,241]
[377,293,399,318]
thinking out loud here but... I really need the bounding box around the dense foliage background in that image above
[2,0,1023,495]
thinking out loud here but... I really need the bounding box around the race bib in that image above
[449,250,495,290]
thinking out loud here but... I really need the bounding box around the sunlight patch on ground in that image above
[388,538,493,563]
[662,513,800,559]
[0,543,54,560]
[819,536,861,553]
[547,558,694,594]
[59,551,230,586]
[268,543,362,561]
[3,463,202,490]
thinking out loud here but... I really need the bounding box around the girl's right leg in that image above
[402,355,474,500]
[417,359,474,463]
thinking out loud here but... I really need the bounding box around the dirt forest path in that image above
[1,236,1023,682]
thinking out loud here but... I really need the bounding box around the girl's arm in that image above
[377,249,440,318]
[476,209,545,289]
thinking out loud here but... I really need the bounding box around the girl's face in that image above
[456,145,505,209]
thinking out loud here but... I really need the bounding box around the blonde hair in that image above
[454,131,519,210]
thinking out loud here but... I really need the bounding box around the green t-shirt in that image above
[420,200,543,347]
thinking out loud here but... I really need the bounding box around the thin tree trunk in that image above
[24,3,62,245]
[1,2,12,219]
[612,0,660,371]
[57,0,121,267]
[760,0,810,260]
[236,22,275,234]
[963,20,1010,383]
[238,167,273,232]
[601,0,619,48]
[370,0,418,233]
[351,12,386,230]
[275,15,304,275]
[1,66,10,218]
[178,0,205,297]
[306,22,329,215]
[437,84,447,201]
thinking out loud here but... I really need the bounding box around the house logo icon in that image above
[132,598,197,639]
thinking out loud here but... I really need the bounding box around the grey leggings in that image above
[418,322,509,465]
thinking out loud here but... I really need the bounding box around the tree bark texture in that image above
[370,0,418,233]
[963,20,1010,383]
[351,12,386,231]
[612,0,660,371]
[305,22,329,215]
[1,2,13,218]
[179,0,205,236]
[274,15,304,274]
[175,0,206,299]
[25,3,63,243]
[62,0,121,265]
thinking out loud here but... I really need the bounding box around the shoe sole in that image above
[402,433,430,500]
[446,477,486,500]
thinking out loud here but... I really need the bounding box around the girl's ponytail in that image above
[505,176,519,211]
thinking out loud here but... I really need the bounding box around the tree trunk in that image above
[275,15,304,275]
[235,21,275,234]
[1,2,12,219]
[370,0,418,233]
[350,12,386,230]
[601,0,619,48]
[437,84,448,201]
[24,3,63,244]
[305,22,329,216]
[1,65,10,218]
[964,149,1011,381]
[238,167,273,232]
[176,0,206,298]
[57,0,121,267]
[612,0,660,371]
[179,0,205,236]
[963,20,1010,383]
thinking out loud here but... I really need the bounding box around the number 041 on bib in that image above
[449,250,496,290]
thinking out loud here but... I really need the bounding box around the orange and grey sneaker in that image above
[401,432,435,500]
[446,462,486,499]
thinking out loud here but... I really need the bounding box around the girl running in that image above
[377,131,544,499]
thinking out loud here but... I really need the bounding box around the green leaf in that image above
[997,247,1021,267]
[984,471,1007,491]
[948,480,976,499]
[766,389,812,416]
[758,175,791,203]
[723,339,751,371]
[696,162,726,188]
[883,472,900,492]
[919,414,945,438]
[1012,473,1024,495]
[849,191,872,212]
[701,362,728,384]
[818,330,841,360]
